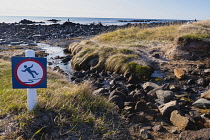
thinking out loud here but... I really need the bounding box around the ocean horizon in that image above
[0,16,190,25]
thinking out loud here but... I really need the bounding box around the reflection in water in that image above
[38,43,73,80]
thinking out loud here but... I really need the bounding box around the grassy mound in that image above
[93,20,210,46]
[96,20,210,60]
[0,59,129,139]
[69,40,153,80]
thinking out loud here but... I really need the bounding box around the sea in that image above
[0,16,190,26]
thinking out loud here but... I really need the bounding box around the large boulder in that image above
[108,95,124,109]
[170,110,193,130]
[156,90,175,103]
[142,82,160,91]
[192,98,210,109]
[109,89,126,100]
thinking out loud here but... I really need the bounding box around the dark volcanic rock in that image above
[158,101,178,117]
[156,90,175,103]
[142,82,159,92]
[192,98,210,109]
[109,89,126,100]
[108,95,124,109]
[139,129,151,139]
[135,101,147,112]
[127,73,139,84]
[179,128,210,140]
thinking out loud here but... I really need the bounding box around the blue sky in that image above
[0,0,209,20]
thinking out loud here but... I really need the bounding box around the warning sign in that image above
[12,57,47,88]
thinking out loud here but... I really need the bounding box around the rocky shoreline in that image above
[1,19,210,139]
[0,19,188,47]
[48,42,210,139]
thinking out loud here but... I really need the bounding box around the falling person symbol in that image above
[22,64,39,78]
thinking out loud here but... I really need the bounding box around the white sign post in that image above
[25,50,37,111]
[12,50,47,111]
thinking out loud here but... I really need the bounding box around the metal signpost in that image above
[12,50,47,111]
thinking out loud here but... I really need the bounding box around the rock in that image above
[201,89,210,99]
[55,55,61,59]
[133,89,146,101]
[128,112,146,124]
[102,80,110,86]
[170,127,178,134]
[74,78,83,83]
[108,95,124,109]
[116,87,129,96]
[158,100,178,117]
[72,71,85,78]
[127,73,139,84]
[147,87,162,102]
[152,53,160,58]
[124,102,135,107]
[125,96,135,102]
[179,128,210,140]
[48,62,53,65]
[135,101,147,112]
[192,98,210,109]
[204,69,210,75]
[168,84,180,91]
[62,55,72,63]
[189,111,201,122]
[109,89,126,100]
[155,99,165,106]
[92,88,108,96]
[63,48,70,53]
[123,106,134,114]
[142,82,160,91]
[170,110,192,130]
[152,125,164,132]
[126,84,137,91]
[197,64,205,69]
[196,78,207,86]
[186,79,195,85]
[139,129,151,139]
[174,68,185,79]
[156,90,174,103]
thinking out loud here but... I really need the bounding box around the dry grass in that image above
[177,20,210,39]
[69,40,152,79]
[93,25,180,45]
[94,20,210,46]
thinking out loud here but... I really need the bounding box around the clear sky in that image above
[0,0,209,20]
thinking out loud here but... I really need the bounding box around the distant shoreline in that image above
[0,18,190,48]
[0,16,192,26]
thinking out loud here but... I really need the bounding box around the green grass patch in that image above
[178,34,210,41]
[127,62,153,79]
[0,59,126,139]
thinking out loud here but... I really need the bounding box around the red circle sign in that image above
[14,59,46,87]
